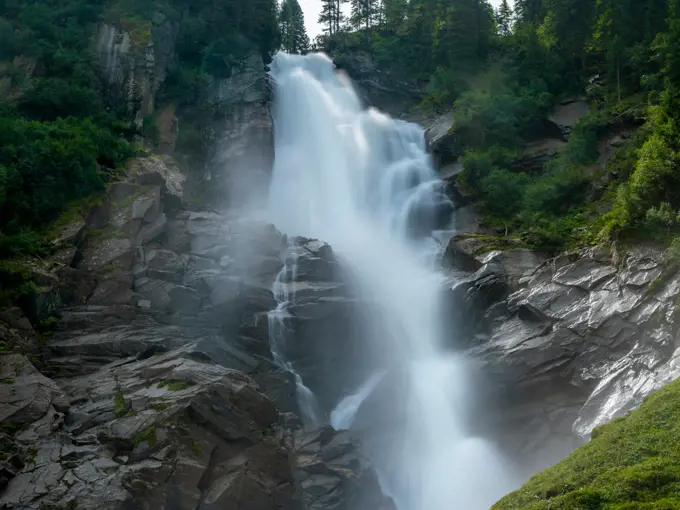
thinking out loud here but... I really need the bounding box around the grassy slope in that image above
[493,377,680,509]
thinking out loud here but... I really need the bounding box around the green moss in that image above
[151,402,170,411]
[262,427,274,437]
[37,316,59,333]
[113,391,126,418]
[156,380,168,389]
[191,440,201,457]
[493,377,680,509]
[0,260,38,309]
[166,380,193,391]
[24,446,37,464]
[135,425,157,447]
[0,378,15,384]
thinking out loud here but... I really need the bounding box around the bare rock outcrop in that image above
[443,238,680,473]
[0,155,393,510]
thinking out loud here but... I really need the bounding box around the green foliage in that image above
[113,391,127,418]
[0,260,38,310]
[191,440,202,456]
[166,379,193,391]
[493,377,680,509]
[666,236,680,266]
[280,0,309,53]
[458,110,605,251]
[135,425,157,447]
[0,115,134,256]
[451,66,553,154]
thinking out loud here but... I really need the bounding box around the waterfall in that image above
[267,51,516,510]
[268,244,324,429]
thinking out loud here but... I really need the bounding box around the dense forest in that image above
[2,0,680,257]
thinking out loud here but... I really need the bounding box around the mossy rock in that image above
[493,377,680,509]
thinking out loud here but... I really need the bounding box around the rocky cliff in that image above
[0,154,395,509]
[440,235,680,477]
[94,15,273,209]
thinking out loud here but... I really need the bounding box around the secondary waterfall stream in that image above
[267,52,517,510]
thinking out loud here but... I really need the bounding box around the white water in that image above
[330,371,385,430]
[267,52,516,510]
[268,249,324,429]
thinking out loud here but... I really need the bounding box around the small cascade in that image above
[330,371,385,430]
[267,243,323,428]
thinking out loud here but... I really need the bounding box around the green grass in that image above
[493,377,680,509]
[113,391,126,418]
[135,425,157,447]
[191,440,201,457]
[166,379,193,391]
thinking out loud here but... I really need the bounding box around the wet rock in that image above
[129,155,185,212]
[206,52,273,208]
[336,51,421,119]
[0,354,66,430]
[513,139,567,173]
[442,237,483,272]
[451,241,680,461]
[549,98,589,137]
[480,249,545,289]
[294,427,396,510]
[1,347,294,510]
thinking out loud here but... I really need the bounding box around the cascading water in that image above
[267,51,517,510]
[268,247,324,429]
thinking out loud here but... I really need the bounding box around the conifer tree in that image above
[382,0,407,33]
[350,0,379,30]
[497,0,513,36]
[319,0,347,35]
[515,0,546,24]
[280,0,310,53]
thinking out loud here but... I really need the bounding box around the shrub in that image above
[666,236,680,266]
[0,115,133,255]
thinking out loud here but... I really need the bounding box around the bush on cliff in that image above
[493,377,680,509]
[0,112,134,255]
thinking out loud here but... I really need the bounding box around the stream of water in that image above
[267,51,516,510]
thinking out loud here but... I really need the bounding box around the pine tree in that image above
[350,0,379,30]
[497,0,513,36]
[515,0,546,24]
[540,0,595,73]
[319,0,347,35]
[280,0,310,53]
[383,0,407,33]
[592,0,667,100]
[432,0,494,70]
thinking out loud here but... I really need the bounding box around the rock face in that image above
[206,52,274,208]
[335,51,422,118]
[96,18,273,208]
[0,157,394,510]
[97,19,179,125]
[443,237,680,474]
[271,238,381,412]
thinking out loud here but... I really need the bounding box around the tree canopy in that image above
[280,0,310,53]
